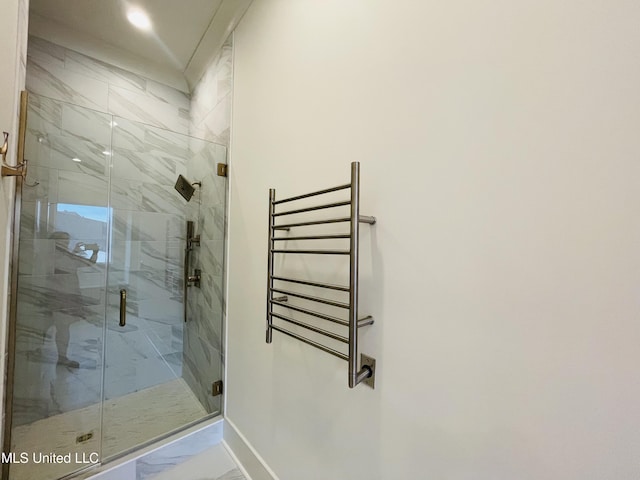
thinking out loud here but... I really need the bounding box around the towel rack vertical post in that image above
[348,163,360,387]
[266,188,276,343]
[348,161,372,387]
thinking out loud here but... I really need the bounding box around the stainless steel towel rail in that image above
[266,161,377,388]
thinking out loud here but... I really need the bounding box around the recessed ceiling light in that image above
[102,150,112,156]
[72,157,82,163]
[127,8,152,31]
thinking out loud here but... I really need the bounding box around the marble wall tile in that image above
[147,80,190,110]
[109,85,189,135]
[57,170,109,206]
[11,309,105,426]
[65,50,147,94]
[27,36,190,130]
[112,210,184,242]
[190,41,232,130]
[107,269,181,306]
[18,239,55,276]
[111,149,187,186]
[111,117,147,151]
[111,178,185,215]
[22,165,57,203]
[19,201,52,240]
[190,94,231,146]
[61,102,112,145]
[110,241,182,273]
[27,36,66,70]
[137,298,182,323]
[145,125,191,160]
[26,129,110,176]
[25,93,63,137]
[26,61,109,111]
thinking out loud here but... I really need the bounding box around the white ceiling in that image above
[28,0,253,91]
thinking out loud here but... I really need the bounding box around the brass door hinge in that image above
[212,380,223,396]
[217,163,227,177]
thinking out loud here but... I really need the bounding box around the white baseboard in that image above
[223,417,279,480]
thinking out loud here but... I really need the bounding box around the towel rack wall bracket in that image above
[359,354,376,389]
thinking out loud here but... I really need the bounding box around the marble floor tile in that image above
[145,444,246,480]
[101,378,207,459]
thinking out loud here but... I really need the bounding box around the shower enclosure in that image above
[5,93,227,480]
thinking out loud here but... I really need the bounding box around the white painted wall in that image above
[227,0,640,479]
[0,0,28,439]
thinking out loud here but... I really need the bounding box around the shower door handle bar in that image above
[119,289,126,327]
[183,245,189,322]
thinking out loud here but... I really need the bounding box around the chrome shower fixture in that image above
[174,175,201,202]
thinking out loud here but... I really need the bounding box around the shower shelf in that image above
[266,161,377,388]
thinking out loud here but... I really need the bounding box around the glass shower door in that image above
[9,94,111,480]
[8,93,228,477]
[101,119,226,459]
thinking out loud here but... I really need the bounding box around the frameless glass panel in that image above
[9,94,110,480]
[183,135,228,416]
[101,118,226,459]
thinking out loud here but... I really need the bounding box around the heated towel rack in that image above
[267,161,377,388]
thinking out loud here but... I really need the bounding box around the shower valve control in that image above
[187,269,201,288]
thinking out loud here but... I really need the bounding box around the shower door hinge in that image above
[217,163,227,177]
[212,380,223,396]
[76,432,94,444]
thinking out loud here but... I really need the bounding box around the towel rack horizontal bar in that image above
[274,217,351,229]
[271,276,350,292]
[271,300,374,328]
[271,249,350,255]
[271,312,349,343]
[271,300,349,326]
[271,325,348,361]
[273,215,374,230]
[273,200,351,217]
[272,234,351,241]
[273,183,351,205]
[270,288,350,309]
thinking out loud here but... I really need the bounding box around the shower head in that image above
[175,175,200,202]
